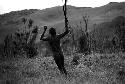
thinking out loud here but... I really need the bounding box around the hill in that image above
[0,2,125,43]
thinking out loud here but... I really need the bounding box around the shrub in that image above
[2,19,38,59]
[78,32,89,55]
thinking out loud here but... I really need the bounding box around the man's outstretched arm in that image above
[58,26,69,39]
[40,26,49,41]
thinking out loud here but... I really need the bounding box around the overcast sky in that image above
[0,0,125,14]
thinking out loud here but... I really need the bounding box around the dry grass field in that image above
[0,52,125,84]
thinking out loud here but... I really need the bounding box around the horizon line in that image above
[0,1,123,15]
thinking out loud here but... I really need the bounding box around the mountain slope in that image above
[0,2,125,43]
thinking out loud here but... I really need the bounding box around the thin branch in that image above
[63,0,68,28]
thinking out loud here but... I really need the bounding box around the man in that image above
[40,26,69,75]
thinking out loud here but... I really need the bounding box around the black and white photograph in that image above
[0,0,125,84]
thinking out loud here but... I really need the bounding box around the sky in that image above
[0,0,125,14]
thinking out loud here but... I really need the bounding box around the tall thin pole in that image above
[63,0,68,28]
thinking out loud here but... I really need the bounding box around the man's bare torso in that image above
[48,35,62,54]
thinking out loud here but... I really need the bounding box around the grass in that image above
[0,52,125,84]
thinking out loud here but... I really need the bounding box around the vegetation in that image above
[0,2,125,84]
[1,18,38,60]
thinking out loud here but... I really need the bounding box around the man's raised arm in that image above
[58,26,69,39]
[40,26,49,41]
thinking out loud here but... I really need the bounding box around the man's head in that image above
[49,27,56,36]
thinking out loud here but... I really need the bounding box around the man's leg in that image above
[54,54,67,75]
[60,54,67,75]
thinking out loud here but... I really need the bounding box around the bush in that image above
[2,19,38,59]
[78,32,89,55]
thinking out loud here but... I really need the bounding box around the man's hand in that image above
[44,26,47,31]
